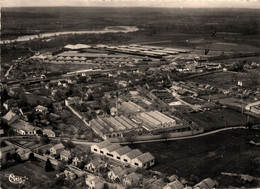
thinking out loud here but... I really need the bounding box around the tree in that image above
[57,161,66,172]
[45,158,54,172]
[41,134,50,144]
[29,153,35,159]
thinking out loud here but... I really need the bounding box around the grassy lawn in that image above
[0,161,58,188]
[130,129,260,187]
[184,109,249,131]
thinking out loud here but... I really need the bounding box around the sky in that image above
[1,0,260,8]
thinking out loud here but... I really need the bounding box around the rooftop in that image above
[135,152,154,163]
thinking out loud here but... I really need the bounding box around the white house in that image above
[120,149,142,165]
[10,119,40,135]
[35,105,49,114]
[60,150,71,161]
[43,129,55,138]
[91,140,111,154]
[50,143,65,156]
[85,175,104,189]
[111,146,131,161]
[107,166,125,183]
[123,172,142,187]
[163,180,184,189]
[131,152,155,169]
[100,143,121,158]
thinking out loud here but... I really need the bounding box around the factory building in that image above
[89,115,143,140]
[91,141,155,169]
[132,111,176,132]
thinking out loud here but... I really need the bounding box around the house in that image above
[72,152,88,167]
[107,166,125,183]
[50,143,65,156]
[35,105,49,114]
[43,129,55,138]
[194,178,218,189]
[16,148,32,161]
[163,180,184,189]
[131,152,155,169]
[123,172,142,187]
[2,110,19,125]
[91,140,111,154]
[10,119,40,135]
[64,169,76,180]
[85,158,102,174]
[120,149,142,164]
[60,150,71,161]
[85,175,104,189]
[111,146,131,161]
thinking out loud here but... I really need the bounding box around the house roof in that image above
[103,143,121,153]
[113,146,131,156]
[125,172,140,183]
[2,110,19,122]
[52,143,65,151]
[95,140,111,149]
[10,119,37,132]
[35,105,48,111]
[61,150,71,157]
[111,166,124,177]
[43,129,55,136]
[165,180,184,189]
[194,178,217,189]
[89,158,101,167]
[135,152,154,164]
[123,149,142,159]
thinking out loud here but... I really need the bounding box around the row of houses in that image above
[91,140,155,169]
[2,110,55,137]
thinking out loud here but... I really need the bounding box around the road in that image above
[119,126,247,144]
[1,126,251,145]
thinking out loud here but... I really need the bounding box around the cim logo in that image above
[5,173,28,184]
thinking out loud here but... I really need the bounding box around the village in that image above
[1,42,260,189]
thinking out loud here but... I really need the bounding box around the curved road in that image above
[119,126,247,144]
[1,126,248,145]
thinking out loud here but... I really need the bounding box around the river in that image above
[1,26,139,44]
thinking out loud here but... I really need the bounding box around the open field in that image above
[130,128,260,187]
[183,109,257,131]
[193,71,260,90]
[0,161,57,188]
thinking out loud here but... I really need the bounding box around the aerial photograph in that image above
[0,0,260,188]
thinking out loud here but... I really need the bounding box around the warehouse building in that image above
[132,111,177,132]
[90,115,143,139]
[91,142,155,169]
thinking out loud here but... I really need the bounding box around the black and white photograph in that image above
[0,0,260,188]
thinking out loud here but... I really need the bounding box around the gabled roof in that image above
[135,152,154,163]
[89,158,101,167]
[113,146,131,156]
[194,178,218,189]
[43,129,55,135]
[103,143,121,153]
[10,119,36,132]
[95,140,111,149]
[165,180,184,189]
[2,110,19,122]
[111,166,124,177]
[52,143,65,151]
[35,105,48,111]
[125,172,140,183]
[61,150,71,157]
[123,149,142,159]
